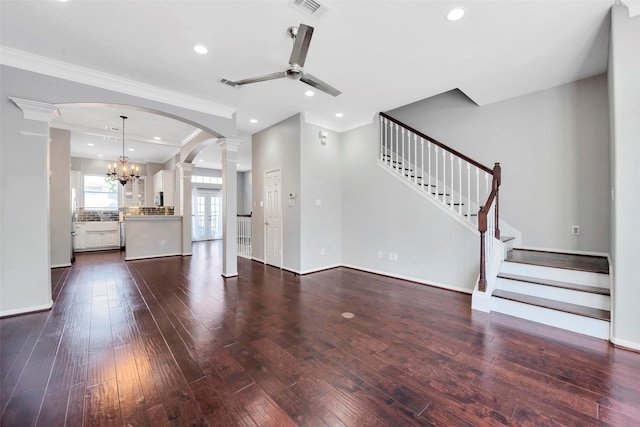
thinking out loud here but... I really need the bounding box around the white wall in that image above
[50,128,71,268]
[609,6,640,350]
[251,115,301,270]
[300,121,342,272]
[0,95,53,315]
[388,75,611,253]
[341,120,479,292]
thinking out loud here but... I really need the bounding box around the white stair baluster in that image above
[466,162,471,222]
[428,141,432,192]
[386,120,391,167]
[475,167,480,211]
[413,135,418,185]
[420,138,424,190]
[379,116,383,162]
[450,153,454,210]
[395,124,399,171]
[458,158,462,214]
[485,172,490,200]
[434,146,439,200]
[401,128,405,176]
[442,150,447,204]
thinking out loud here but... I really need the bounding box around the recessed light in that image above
[153,136,162,141]
[193,44,208,55]
[199,159,204,163]
[446,8,465,21]
[249,119,258,124]
[97,154,104,157]
[128,148,135,152]
[335,113,344,118]
[305,90,315,97]
[87,143,95,146]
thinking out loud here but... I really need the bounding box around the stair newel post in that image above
[478,207,488,292]
[493,162,501,240]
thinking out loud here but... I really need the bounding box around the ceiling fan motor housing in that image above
[285,65,304,80]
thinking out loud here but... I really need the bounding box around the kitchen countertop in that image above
[124,215,182,221]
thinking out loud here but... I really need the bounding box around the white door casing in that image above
[265,169,282,268]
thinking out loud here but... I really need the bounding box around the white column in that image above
[217,138,240,278]
[1,98,59,316]
[176,162,193,256]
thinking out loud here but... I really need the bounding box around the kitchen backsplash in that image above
[76,206,174,221]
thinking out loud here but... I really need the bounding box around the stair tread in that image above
[492,289,610,321]
[497,273,610,295]
[506,249,609,274]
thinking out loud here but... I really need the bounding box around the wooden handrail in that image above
[380,112,493,174]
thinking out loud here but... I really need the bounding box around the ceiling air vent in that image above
[289,0,327,19]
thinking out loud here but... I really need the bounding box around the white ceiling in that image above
[0,0,617,170]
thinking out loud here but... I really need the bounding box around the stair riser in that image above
[491,297,610,340]
[496,278,610,310]
[501,261,609,288]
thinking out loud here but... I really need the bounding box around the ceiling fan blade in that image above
[300,74,341,97]
[289,24,314,67]
[220,71,284,87]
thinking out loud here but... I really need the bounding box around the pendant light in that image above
[106,115,140,186]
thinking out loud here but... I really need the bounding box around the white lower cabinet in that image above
[75,221,120,251]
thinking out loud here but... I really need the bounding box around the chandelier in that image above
[106,115,140,186]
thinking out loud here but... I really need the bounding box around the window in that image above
[84,175,119,209]
[191,175,222,184]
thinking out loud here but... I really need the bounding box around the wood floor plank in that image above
[2,241,640,426]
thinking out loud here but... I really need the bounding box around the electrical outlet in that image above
[388,252,393,260]
[160,239,166,246]
[378,251,383,259]
[571,225,580,235]
[393,253,398,261]
[320,248,325,255]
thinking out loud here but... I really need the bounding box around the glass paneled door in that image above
[192,190,222,241]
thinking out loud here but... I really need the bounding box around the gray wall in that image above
[50,128,72,267]
[300,122,342,272]
[609,6,640,350]
[252,115,301,270]
[0,64,236,316]
[388,75,611,253]
[237,171,252,215]
[341,120,479,291]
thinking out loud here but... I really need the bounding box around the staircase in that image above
[491,249,611,339]
[378,112,611,340]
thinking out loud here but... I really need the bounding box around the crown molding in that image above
[9,97,60,124]
[1,46,236,119]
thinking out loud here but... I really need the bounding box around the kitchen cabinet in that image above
[74,221,120,251]
[120,176,146,206]
[153,170,174,206]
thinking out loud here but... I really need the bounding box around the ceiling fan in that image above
[220,24,341,97]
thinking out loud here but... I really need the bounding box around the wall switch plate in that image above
[388,252,393,260]
[320,248,325,255]
[315,199,321,206]
[378,251,383,259]
[259,201,263,207]
[572,225,580,235]
[393,253,398,261]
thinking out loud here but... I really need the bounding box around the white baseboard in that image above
[222,273,239,278]
[182,252,193,257]
[125,252,182,261]
[251,257,265,263]
[51,262,72,269]
[0,300,53,318]
[295,264,342,275]
[341,264,473,294]
[611,336,640,352]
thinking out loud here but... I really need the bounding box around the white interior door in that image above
[193,190,222,241]
[265,169,282,267]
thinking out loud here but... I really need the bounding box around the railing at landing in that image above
[378,112,501,292]
[237,215,252,259]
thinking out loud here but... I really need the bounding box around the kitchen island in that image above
[124,215,183,260]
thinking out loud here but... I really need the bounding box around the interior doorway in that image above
[264,169,282,267]
[193,189,222,241]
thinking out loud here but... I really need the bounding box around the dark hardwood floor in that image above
[1,241,639,426]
